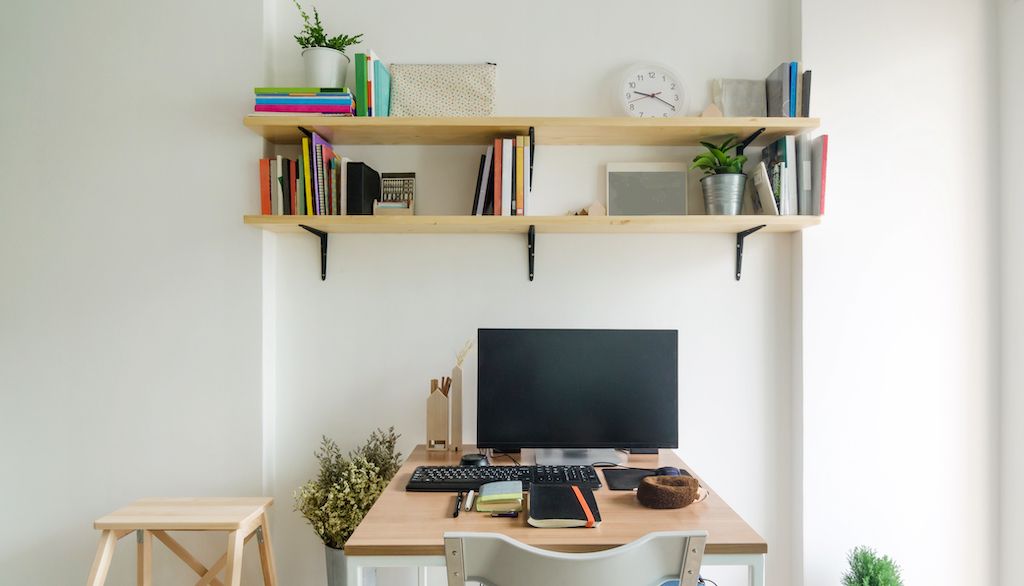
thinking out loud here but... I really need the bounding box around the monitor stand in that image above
[532,448,626,466]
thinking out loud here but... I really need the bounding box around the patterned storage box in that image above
[389,63,497,117]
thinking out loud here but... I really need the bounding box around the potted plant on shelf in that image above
[842,546,904,586]
[292,0,363,88]
[296,427,401,586]
[691,135,748,215]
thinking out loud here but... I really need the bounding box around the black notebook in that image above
[527,484,602,528]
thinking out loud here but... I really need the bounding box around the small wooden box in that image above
[426,381,449,451]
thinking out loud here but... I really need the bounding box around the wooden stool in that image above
[87,497,278,586]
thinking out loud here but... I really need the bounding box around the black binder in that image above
[347,162,381,215]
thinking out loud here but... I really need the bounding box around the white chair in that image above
[443,530,707,586]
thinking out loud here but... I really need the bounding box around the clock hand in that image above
[651,94,676,111]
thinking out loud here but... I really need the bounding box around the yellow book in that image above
[301,136,313,215]
[515,136,525,215]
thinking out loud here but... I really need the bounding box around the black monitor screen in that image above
[477,329,678,450]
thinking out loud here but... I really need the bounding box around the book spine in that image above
[367,51,376,117]
[302,137,313,215]
[493,138,502,216]
[515,136,525,216]
[355,54,368,117]
[472,154,485,215]
[254,104,353,113]
[315,145,326,215]
[259,159,271,215]
[290,159,297,215]
[501,139,513,216]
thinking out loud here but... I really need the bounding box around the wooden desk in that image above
[345,446,766,586]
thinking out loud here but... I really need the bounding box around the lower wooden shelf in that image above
[243,214,820,234]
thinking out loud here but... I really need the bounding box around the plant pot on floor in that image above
[302,47,350,88]
[701,173,747,215]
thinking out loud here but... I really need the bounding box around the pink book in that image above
[254,104,352,113]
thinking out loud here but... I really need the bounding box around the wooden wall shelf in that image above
[243,214,820,234]
[243,115,819,146]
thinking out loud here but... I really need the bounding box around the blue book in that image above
[256,97,353,105]
[789,62,798,117]
[374,60,391,117]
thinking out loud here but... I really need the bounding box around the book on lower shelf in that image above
[470,133,534,216]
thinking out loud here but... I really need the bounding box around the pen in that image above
[465,490,476,511]
[490,511,518,518]
[453,492,464,518]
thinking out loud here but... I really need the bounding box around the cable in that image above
[489,449,520,466]
[700,578,719,586]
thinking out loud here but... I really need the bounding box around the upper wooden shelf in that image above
[243,214,820,234]
[243,115,820,146]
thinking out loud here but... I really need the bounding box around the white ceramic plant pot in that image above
[302,47,349,88]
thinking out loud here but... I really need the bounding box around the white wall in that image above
[0,0,266,583]
[1000,0,1024,584]
[800,0,999,584]
[264,2,798,585]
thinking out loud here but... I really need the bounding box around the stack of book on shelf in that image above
[257,130,351,215]
[752,134,829,216]
[471,131,535,216]
[353,51,391,117]
[765,61,812,117]
[253,87,354,115]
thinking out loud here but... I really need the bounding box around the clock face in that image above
[620,64,686,118]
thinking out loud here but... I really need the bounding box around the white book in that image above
[475,146,493,216]
[523,135,532,216]
[785,136,798,215]
[501,138,513,216]
[339,157,350,215]
[753,161,779,215]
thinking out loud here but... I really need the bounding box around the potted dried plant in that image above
[842,546,903,586]
[295,428,401,586]
[292,0,363,87]
[691,135,748,215]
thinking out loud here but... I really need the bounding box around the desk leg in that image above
[749,554,765,586]
[346,555,445,586]
[346,557,364,586]
[87,530,117,586]
[137,530,152,586]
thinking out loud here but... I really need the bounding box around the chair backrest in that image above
[443,530,707,586]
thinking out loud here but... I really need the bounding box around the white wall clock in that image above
[619,63,687,118]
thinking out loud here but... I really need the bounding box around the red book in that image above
[258,158,271,214]
[290,159,298,215]
[254,104,353,113]
[493,138,502,216]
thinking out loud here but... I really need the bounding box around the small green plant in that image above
[292,0,363,53]
[295,427,401,549]
[842,546,903,586]
[690,135,748,175]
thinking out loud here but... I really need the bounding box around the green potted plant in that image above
[292,0,363,87]
[295,427,401,586]
[842,546,904,586]
[691,135,748,215]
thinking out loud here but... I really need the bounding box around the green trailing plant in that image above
[690,135,748,175]
[295,427,401,549]
[292,0,363,54]
[842,546,903,586]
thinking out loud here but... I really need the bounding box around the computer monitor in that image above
[476,328,678,465]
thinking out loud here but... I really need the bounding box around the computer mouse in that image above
[459,453,489,467]
[655,466,683,476]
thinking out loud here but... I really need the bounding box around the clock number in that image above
[648,71,656,79]
[674,94,679,101]
[629,81,636,88]
[637,75,643,82]
[625,92,632,99]
[670,83,676,90]
[663,112,669,117]
[629,103,635,111]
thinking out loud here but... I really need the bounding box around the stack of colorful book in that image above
[253,87,354,115]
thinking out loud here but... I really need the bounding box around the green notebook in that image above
[354,54,368,117]
[476,480,523,512]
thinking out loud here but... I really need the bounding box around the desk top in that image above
[94,497,273,531]
[344,446,765,556]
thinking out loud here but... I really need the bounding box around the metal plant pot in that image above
[325,545,346,586]
[701,173,747,215]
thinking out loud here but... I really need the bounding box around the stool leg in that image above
[257,514,278,586]
[136,530,152,586]
[223,530,245,586]
[87,530,117,586]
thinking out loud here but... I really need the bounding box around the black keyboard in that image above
[405,464,602,492]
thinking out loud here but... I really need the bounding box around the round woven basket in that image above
[636,475,700,509]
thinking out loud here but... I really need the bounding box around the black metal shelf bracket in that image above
[735,224,766,281]
[527,224,536,281]
[299,224,329,281]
